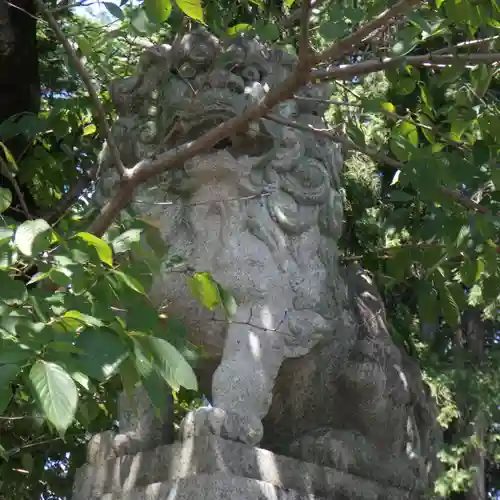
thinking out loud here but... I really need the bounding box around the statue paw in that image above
[180,406,263,446]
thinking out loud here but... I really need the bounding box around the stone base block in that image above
[100,472,321,500]
[72,434,415,500]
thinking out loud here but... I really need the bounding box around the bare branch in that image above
[0,157,32,219]
[44,167,97,225]
[314,0,421,65]
[265,113,491,216]
[313,52,500,81]
[298,0,312,62]
[35,0,126,177]
[433,35,500,54]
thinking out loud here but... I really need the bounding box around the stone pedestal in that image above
[72,434,416,500]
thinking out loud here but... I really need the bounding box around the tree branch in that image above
[314,0,421,65]
[313,52,500,81]
[0,156,32,219]
[298,0,312,62]
[35,0,126,177]
[44,167,97,225]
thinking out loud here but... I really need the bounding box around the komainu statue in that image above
[93,29,441,497]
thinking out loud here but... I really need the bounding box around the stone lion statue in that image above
[94,29,441,494]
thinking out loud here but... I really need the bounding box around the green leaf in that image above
[27,272,49,285]
[0,385,12,414]
[29,360,78,435]
[138,336,198,391]
[74,328,128,382]
[226,23,251,36]
[130,8,150,33]
[142,369,172,415]
[435,277,461,328]
[175,0,204,22]
[113,269,146,295]
[0,227,13,246]
[103,1,125,19]
[216,284,237,319]
[319,19,349,40]
[62,311,104,328]
[0,271,27,306]
[0,142,18,175]
[467,284,483,307]
[394,77,417,96]
[0,364,20,412]
[255,22,280,41]
[0,188,12,213]
[460,257,478,287]
[187,272,221,310]
[49,268,72,287]
[284,0,296,6]
[82,124,96,136]
[77,38,93,58]
[145,0,172,22]
[390,122,418,162]
[0,344,35,364]
[75,232,113,267]
[112,229,143,254]
[0,363,20,386]
[14,219,52,257]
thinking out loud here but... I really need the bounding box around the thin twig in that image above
[297,95,469,151]
[35,0,127,177]
[265,113,491,216]
[0,157,32,219]
[433,35,500,54]
[314,0,422,65]
[313,52,500,81]
[44,167,97,225]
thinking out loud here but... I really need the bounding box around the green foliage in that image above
[1,0,500,496]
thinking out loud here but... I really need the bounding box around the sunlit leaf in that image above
[112,228,142,254]
[0,188,12,214]
[0,142,18,174]
[216,284,237,319]
[145,0,172,22]
[136,336,197,391]
[75,232,113,267]
[74,328,128,382]
[226,23,251,36]
[82,124,96,136]
[187,272,221,310]
[29,361,78,435]
[14,219,52,257]
[113,269,146,295]
[175,0,204,23]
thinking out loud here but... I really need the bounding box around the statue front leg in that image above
[181,321,285,446]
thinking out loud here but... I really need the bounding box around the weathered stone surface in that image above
[100,473,323,500]
[73,434,414,500]
[87,387,173,463]
[96,28,348,448]
[89,28,441,499]
[262,263,442,492]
